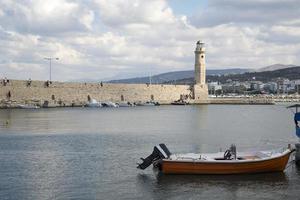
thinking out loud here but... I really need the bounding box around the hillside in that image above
[108,68,248,84]
[107,64,297,84]
[253,64,296,72]
[171,66,300,85]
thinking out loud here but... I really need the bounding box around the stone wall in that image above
[193,84,209,104]
[0,80,208,107]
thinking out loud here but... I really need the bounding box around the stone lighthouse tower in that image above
[194,40,206,85]
[193,40,208,103]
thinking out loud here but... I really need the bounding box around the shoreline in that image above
[1,79,299,109]
[1,97,299,109]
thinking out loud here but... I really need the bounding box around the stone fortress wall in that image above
[0,41,209,107]
[0,80,208,107]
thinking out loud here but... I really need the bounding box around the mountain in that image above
[254,64,297,72]
[172,66,300,85]
[108,68,249,84]
[71,64,297,84]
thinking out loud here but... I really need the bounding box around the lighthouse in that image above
[194,40,206,85]
[193,40,208,103]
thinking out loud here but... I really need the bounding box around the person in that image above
[27,78,32,87]
[4,120,9,126]
[45,80,50,87]
[7,91,11,99]
[100,82,103,87]
[3,77,7,86]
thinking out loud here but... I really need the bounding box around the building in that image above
[208,82,222,95]
[193,41,208,102]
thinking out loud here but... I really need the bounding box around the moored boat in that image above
[85,99,102,107]
[171,100,189,105]
[137,144,294,175]
[287,104,300,138]
[136,101,160,106]
[18,104,40,109]
[101,101,119,107]
[117,102,135,107]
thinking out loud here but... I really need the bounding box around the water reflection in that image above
[0,109,12,128]
[0,105,299,199]
[155,172,288,185]
[137,171,289,200]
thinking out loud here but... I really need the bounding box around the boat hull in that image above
[162,151,292,175]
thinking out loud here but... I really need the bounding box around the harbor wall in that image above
[209,97,274,105]
[0,80,207,107]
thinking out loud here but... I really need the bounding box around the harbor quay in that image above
[209,94,300,105]
[1,79,298,108]
[0,79,208,108]
[209,97,274,105]
[1,41,297,108]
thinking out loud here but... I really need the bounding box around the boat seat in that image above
[241,156,260,160]
[255,152,270,158]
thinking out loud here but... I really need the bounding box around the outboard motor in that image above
[224,144,237,160]
[137,144,171,170]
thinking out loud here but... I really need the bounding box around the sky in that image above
[0,0,300,81]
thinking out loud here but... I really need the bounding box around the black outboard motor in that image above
[137,144,171,170]
[224,144,237,160]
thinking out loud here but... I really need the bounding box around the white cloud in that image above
[95,0,175,27]
[0,0,299,81]
[191,0,300,27]
[0,0,95,35]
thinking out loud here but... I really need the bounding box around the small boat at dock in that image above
[18,104,40,109]
[137,144,294,175]
[171,100,189,105]
[287,104,300,138]
[117,102,135,107]
[85,99,102,107]
[136,101,160,106]
[101,101,119,107]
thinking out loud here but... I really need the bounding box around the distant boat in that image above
[171,100,189,105]
[287,104,300,139]
[101,101,119,108]
[18,104,40,109]
[143,101,156,106]
[137,144,294,175]
[86,99,102,107]
[117,102,134,107]
[136,101,160,106]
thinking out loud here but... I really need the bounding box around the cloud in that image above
[0,0,299,81]
[191,0,300,27]
[95,0,175,27]
[0,0,95,35]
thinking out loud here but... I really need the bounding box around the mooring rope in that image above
[286,159,296,169]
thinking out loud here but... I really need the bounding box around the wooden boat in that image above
[137,144,294,175]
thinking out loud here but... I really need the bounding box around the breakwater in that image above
[210,96,300,105]
[0,80,209,108]
[3,80,298,108]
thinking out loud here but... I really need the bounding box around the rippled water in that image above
[0,105,299,199]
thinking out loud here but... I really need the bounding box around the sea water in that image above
[0,105,299,199]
